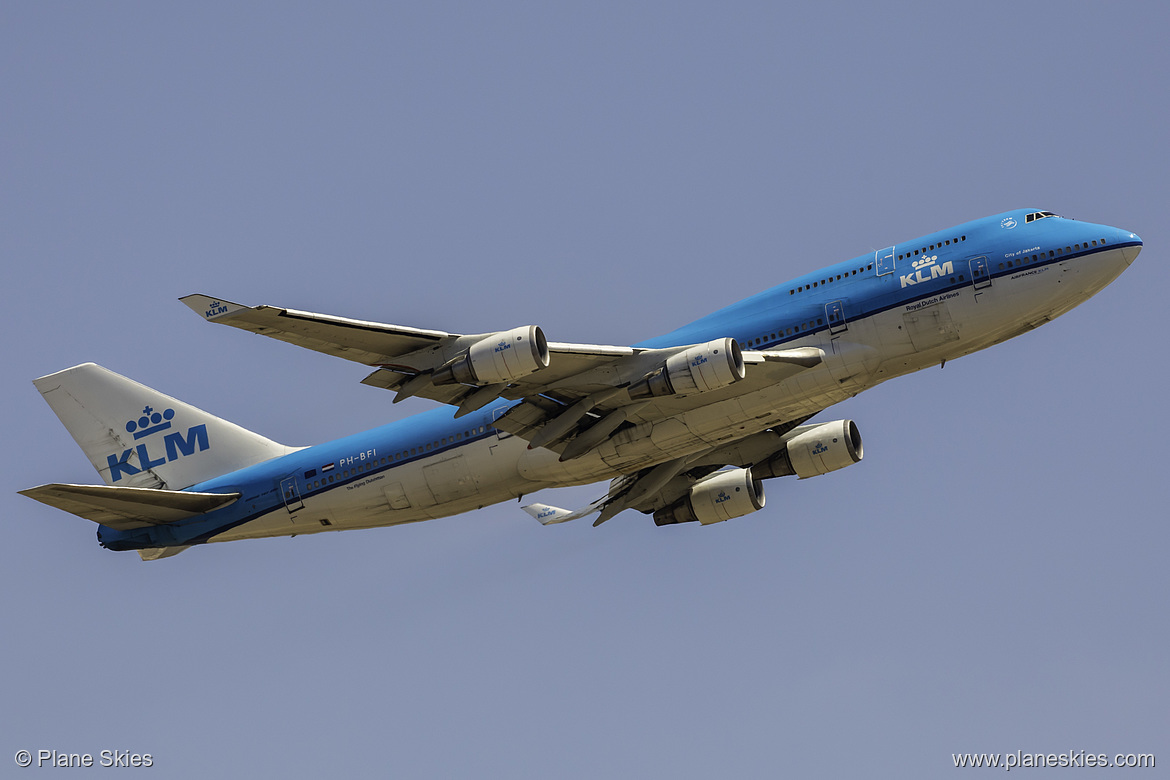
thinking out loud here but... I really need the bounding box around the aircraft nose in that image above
[1120,231,1142,265]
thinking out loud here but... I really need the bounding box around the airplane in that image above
[20,209,1142,560]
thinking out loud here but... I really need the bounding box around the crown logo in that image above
[125,405,175,440]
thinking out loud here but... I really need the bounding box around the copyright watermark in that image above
[14,749,153,768]
[953,750,1154,769]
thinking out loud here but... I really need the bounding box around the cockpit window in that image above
[1025,211,1060,223]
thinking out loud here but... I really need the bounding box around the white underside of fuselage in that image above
[209,246,1131,545]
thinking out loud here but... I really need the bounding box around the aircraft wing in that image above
[181,294,456,367]
[182,294,823,457]
[181,294,639,406]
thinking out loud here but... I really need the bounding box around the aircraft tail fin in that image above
[32,363,299,490]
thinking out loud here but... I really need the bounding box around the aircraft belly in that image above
[206,508,303,543]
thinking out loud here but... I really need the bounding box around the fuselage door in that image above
[826,300,848,334]
[969,256,992,290]
[875,246,896,276]
[280,475,304,513]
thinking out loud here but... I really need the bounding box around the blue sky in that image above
[3,2,1167,777]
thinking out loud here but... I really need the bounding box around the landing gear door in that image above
[875,246,896,277]
[969,256,992,290]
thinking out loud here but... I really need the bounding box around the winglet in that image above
[522,503,575,525]
[179,294,251,322]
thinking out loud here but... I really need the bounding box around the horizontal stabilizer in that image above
[521,491,611,525]
[19,483,240,531]
[521,503,576,525]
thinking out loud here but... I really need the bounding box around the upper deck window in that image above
[1025,211,1061,223]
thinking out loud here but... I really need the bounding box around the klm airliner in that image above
[22,209,1141,559]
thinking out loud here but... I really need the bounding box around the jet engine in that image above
[754,419,863,480]
[653,467,764,526]
[629,338,745,400]
[432,326,549,386]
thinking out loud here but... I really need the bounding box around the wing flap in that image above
[19,483,240,531]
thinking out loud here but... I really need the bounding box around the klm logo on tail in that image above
[107,405,210,482]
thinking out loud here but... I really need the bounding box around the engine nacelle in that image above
[629,338,745,400]
[433,326,549,386]
[653,467,765,526]
[754,419,863,480]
